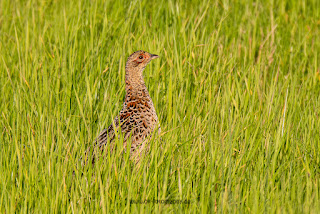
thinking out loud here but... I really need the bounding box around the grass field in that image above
[1,0,320,213]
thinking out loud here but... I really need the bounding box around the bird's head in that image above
[126,50,159,71]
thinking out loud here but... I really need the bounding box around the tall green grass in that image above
[1,0,320,212]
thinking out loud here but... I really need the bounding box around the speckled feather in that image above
[88,50,160,163]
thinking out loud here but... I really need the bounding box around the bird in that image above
[86,50,161,164]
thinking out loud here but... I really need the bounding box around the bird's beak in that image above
[150,54,159,59]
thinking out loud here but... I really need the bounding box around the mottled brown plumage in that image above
[88,50,160,163]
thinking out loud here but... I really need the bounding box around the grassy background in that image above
[1,0,320,212]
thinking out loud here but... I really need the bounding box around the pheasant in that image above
[88,50,160,163]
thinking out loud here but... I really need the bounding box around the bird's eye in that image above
[139,56,143,59]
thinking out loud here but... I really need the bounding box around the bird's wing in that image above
[97,116,119,149]
[83,116,119,165]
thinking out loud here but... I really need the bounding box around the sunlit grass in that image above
[1,0,320,212]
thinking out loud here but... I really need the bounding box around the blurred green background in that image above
[1,0,320,212]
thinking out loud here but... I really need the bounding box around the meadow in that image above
[1,0,320,212]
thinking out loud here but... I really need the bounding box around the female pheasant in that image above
[90,50,160,163]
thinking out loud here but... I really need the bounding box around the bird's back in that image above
[97,85,160,158]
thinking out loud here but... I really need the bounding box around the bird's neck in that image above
[125,67,147,93]
[124,66,154,108]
